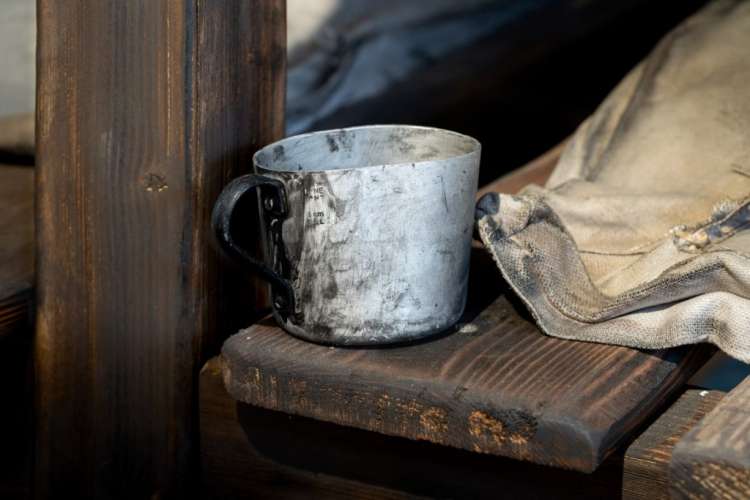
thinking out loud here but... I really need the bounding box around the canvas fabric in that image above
[477,0,750,362]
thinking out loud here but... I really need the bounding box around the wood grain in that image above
[0,164,33,343]
[670,376,750,499]
[221,294,713,473]
[623,389,725,500]
[35,1,285,496]
[201,356,627,500]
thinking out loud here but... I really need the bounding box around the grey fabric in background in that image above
[478,0,750,362]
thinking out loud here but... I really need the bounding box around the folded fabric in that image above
[477,0,750,362]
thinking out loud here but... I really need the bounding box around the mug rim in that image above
[253,124,481,174]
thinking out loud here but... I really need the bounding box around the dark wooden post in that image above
[35,1,285,497]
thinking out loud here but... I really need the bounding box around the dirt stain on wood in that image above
[420,407,449,434]
[469,409,537,448]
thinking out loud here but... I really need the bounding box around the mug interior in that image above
[255,125,480,173]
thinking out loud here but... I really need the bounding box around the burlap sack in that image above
[477,0,750,362]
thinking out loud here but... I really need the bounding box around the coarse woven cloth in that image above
[476,0,750,362]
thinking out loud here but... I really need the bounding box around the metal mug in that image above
[212,125,481,345]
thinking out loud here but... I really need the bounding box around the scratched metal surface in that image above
[254,125,481,345]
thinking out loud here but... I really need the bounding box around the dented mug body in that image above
[213,125,481,345]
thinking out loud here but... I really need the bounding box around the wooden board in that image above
[0,164,33,343]
[623,389,725,500]
[35,0,285,496]
[670,376,750,499]
[201,357,627,500]
[221,293,713,473]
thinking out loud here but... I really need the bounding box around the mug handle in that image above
[211,174,295,314]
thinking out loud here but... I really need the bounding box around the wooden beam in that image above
[670,376,750,499]
[623,389,725,500]
[35,0,285,496]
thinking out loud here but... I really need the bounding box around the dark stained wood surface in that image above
[35,1,285,496]
[0,164,33,343]
[623,388,725,500]
[221,296,713,473]
[201,357,627,500]
[670,376,750,499]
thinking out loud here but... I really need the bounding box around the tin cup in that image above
[212,125,481,345]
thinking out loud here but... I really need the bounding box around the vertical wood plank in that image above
[623,389,725,500]
[670,376,750,500]
[35,1,285,496]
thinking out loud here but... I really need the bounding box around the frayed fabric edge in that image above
[476,193,750,363]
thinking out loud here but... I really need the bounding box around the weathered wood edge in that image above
[669,375,750,499]
[623,388,725,500]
